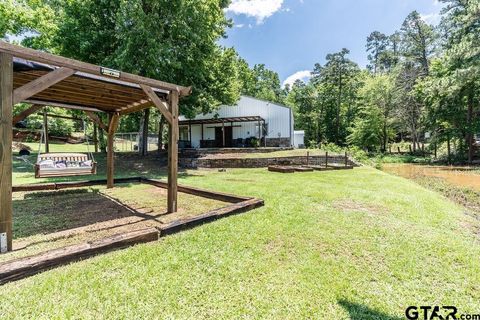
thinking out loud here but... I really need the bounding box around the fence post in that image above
[306,151,309,167]
[345,151,348,167]
[325,151,328,168]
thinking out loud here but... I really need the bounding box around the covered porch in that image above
[179,116,266,148]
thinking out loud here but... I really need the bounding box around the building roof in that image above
[179,115,264,125]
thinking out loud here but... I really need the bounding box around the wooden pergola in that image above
[0,41,191,253]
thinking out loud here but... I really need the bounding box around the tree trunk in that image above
[382,121,387,153]
[336,72,343,145]
[139,109,150,156]
[447,134,451,164]
[98,128,106,153]
[467,94,474,164]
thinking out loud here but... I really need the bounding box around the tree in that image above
[348,74,396,151]
[366,31,389,74]
[400,11,437,75]
[311,49,361,145]
[237,62,286,104]
[420,0,480,162]
[286,80,318,146]
[49,0,240,116]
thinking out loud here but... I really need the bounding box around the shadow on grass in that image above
[13,188,142,238]
[338,300,403,320]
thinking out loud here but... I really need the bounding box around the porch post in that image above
[263,120,267,147]
[258,120,261,143]
[222,120,225,147]
[201,123,204,148]
[0,52,13,252]
[188,121,192,148]
[167,90,179,213]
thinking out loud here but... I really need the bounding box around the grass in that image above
[1,152,480,318]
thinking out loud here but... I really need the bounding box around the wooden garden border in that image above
[1,178,264,284]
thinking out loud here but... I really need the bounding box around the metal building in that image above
[178,96,294,148]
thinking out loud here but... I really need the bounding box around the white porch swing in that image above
[35,117,97,178]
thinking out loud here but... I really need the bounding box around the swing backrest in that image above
[38,153,90,163]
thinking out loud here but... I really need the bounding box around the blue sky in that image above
[221,0,444,87]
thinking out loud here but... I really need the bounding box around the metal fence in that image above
[114,133,160,152]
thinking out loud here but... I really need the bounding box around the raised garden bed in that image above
[0,177,263,284]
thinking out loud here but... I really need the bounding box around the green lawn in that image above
[1,151,480,318]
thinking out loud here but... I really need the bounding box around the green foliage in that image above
[51,0,239,117]
[287,49,362,147]
[237,61,286,104]
[348,74,396,151]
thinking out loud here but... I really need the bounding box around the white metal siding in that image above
[180,96,293,146]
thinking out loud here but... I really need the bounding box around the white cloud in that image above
[235,24,245,28]
[282,70,312,88]
[226,0,284,24]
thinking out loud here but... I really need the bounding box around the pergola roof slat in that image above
[1,41,190,96]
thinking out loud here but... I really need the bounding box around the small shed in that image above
[293,130,305,148]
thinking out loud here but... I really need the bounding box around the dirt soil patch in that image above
[2,183,229,262]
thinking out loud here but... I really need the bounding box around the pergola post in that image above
[167,90,179,213]
[107,113,119,189]
[0,52,13,253]
[43,109,49,153]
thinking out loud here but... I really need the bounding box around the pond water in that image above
[382,163,480,191]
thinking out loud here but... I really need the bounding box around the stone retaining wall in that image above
[180,155,356,169]
[180,147,293,157]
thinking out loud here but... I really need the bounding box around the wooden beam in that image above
[118,103,150,116]
[1,41,191,96]
[140,84,173,124]
[0,228,159,284]
[25,99,104,113]
[43,110,49,153]
[13,67,75,104]
[107,113,120,188]
[167,90,179,213]
[85,111,108,132]
[12,104,42,125]
[0,52,13,252]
